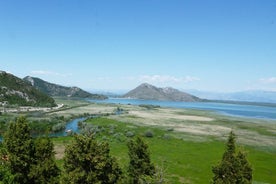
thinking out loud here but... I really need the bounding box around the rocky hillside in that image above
[23,76,107,99]
[123,83,202,102]
[0,71,56,107]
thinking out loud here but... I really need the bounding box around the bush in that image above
[125,131,135,137]
[51,122,66,132]
[144,130,154,138]
[113,133,125,142]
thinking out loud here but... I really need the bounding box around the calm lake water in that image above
[88,98,276,120]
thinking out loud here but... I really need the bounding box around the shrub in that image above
[144,130,154,138]
[125,131,135,137]
[113,133,125,142]
[51,122,66,132]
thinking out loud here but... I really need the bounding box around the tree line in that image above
[0,117,252,183]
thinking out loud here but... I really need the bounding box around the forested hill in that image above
[23,76,107,99]
[0,71,56,107]
[123,83,202,102]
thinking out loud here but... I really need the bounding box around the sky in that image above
[0,0,276,92]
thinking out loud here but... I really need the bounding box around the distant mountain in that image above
[89,91,122,98]
[123,83,202,102]
[90,89,128,97]
[23,76,107,99]
[0,71,56,107]
[186,89,276,103]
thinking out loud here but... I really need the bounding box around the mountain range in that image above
[123,83,202,102]
[23,76,107,99]
[0,71,56,107]
[186,89,276,103]
[1,70,276,105]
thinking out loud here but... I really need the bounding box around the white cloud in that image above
[259,77,276,84]
[31,70,72,77]
[139,75,200,84]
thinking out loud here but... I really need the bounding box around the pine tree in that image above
[0,142,14,183]
[236,150,253,183]
[127,136,155,183]
[63,135,122,184]
[3,116,35,184]
[2,117,60,184]
[212,131,252,184]
[29,137,60,184]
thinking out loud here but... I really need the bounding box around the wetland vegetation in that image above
[0,98,276,183]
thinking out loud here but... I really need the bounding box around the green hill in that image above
[23,76,107,99]
[0,71,56,107]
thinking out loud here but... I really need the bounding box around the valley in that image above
[1,72,276,183]
[2,1,275,183]
[1,97,276,183]
[50,98,276,183]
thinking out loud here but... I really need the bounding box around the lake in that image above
[88,98,276,120]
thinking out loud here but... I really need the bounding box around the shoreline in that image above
[88,98,276,120]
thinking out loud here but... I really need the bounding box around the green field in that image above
[53,117,276,184]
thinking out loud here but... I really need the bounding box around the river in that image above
[88,98,276,120]
[50,117,87,137]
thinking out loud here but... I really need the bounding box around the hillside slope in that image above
[23,76,107,99]
[0,71,56,107]
[123,83,201,102]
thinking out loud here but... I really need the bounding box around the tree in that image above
[212,131,252,184]
[2,116,60,184]
[63,135,122,184]
[127,136,155,183]
[3,116,35,184]
[235,150,253,183]
[29,137,60,184]
[0,142,14,183]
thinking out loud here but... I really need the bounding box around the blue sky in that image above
[0,0,276,92]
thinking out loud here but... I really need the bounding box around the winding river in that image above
[50,117,87,137]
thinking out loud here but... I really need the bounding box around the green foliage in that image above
[212,131,253,184]
[144,130,154,138]
[29,137,60,184]
[0,142,13,183]
[235,151,253,183]
[3,117,35,184]
[125,131,135,137]
[1,117,59,184]
[53,117,275,183]
[127,136,155,183]
[23,76,107,99]
[139,104,161,109]
[0,72,56,107]
[63,135,122,184]
[52,122,66,133]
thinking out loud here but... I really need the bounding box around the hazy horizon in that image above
[1,1,276,92]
